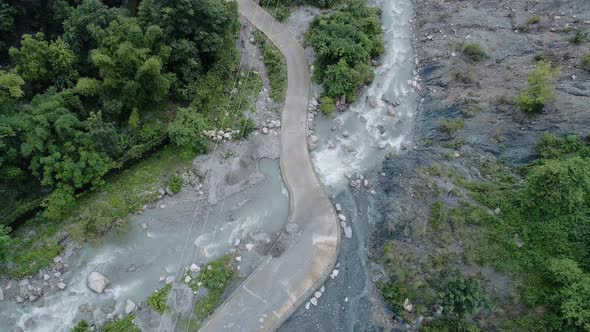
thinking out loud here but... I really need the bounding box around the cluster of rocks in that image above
[307,97,320,150]
[1,255,71,305]
[203,128,241,141]
[260,119,281,135]
[304,284,327,310]
[334,203,352,239]
[344,173,376,194]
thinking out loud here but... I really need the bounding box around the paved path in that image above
[200,0,340,331]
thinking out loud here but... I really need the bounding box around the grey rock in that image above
[0,287,4,301]
[125,299,137,314]
[165,276,175,284]
[285,222,299,235]
[165,187,174,196]
[87,271,110,293]
[334,203,342,212]
[57,282,67,290]
[344,226,352,239]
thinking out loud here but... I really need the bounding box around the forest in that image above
[0,0,246,259]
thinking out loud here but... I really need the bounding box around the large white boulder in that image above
[87,271,110,294]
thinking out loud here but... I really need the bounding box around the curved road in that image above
[200,0,340,330]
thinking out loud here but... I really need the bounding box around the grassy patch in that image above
[582,54,590,72]
[439,117,465,136]
[101,315,140,332]
[147,283,173,314]
[253,31,287,103]
[516,61,560,113]
[185,254,236,320]
[527,16,540,25]
[570,31,588,44]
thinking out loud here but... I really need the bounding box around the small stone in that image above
[43,274,50,281]
[337,214,346,222]
[285,223,299,235]
[378,141,388,149]
[125,299,136,314]
[184,276,192,283]
[165,276,175,284]
[140,223,148,231]
[342,131,350,138]
[315,291,322,299]
[25,318,33,328]
[334,203,342,212]
[235,256,242,262]
[403,298,413,312]
[190,264,201,273]
[233,238,241,246]
[57,282,67,290]
[245,243,254,251]
[320,286,325,292]
[28,295,38,302]
[53,256,63,264]
[493,207,501,215]
[344,226,352,239]
[330,269,339,279]
[16,296,24,303]
[305,302,310,310]
[0,287,4,301]
[309,135,318,144]
[310,297,318,306]
[262,127,269,134]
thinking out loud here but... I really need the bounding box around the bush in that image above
[377,279,405,311]
[436,272,489,317]
[527,16,540,25]
[516,61,560,113]
[439,118,465,135]
[583,54,590,72]
[147,283,172,314]
[570,31,588,45]
[462,43,485,62]
[168,175,182,194]
[319,96,336,114]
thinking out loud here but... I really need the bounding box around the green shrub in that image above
[462,43,485,62]
[190,254,236,320]
[71,320,91,332]
[527,16,540,25]
[436,272,489,317]
[102,315,140,332]
[377,279,405,311]
[582,54,590,71]
[439,118,465,135]
[319,96,336,114]
[570,31,588,44]
[516,61,560,113]
[168,175,182,194]
[147,283,172,314]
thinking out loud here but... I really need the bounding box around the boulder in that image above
[368,95,378,108]
[87,271,111,294]
[57,282,67,290]
[344,226,352,239]
[189,264,201,273]
[334,203,342,212]
[403,298,413,312]
[124,299,136,314]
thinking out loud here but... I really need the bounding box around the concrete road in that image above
[199,0,340,331]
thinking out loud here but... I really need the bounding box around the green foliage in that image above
[86,16,174,112]
[583,54,590,72]
[462,43,485,62]
[7,243,63,279]
[536,133,590,160]
[168,107,209,152]
[548,259,590,331]
[9,33,78,90]
[0,70,25,101]
[423,318,481,332]
[71,320,91,332]
[0,226,12,262]
[439,118,465,135]
[527,16,540,25]
[147,283,172,314]
[102,315,140,332]
[516,61,560,113]
[436,272,489,317]
[254,32,287,102]
[570,31,589,45]
[377,279,405,312]
[308,0,383,102]
[188,254,236,320]
[0,2,16,33]
[168,175,182,194]
[319,96,336,114]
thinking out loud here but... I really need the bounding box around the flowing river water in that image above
[0,0,416,330]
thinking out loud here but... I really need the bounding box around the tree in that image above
[0,225,12,262]
[0,1,16,34]
[84,16,174,113]
[168,107,209,152]
[322,59,359,101]
[516,61,560,113]
[9,33,78,90]
[523,156,590,221]
[0,70,25,101]
[138,0,239,85]
[548,259,590,331]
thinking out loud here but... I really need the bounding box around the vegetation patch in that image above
[583,54,590,72]
[253,31,287,103]
[308,0,383,104]
[185,254,237,320]
[516,61,560,113]
[102,315,141,332]
[147,283,173,314]
[439,117,465,136]
[570,31,589,44]
[462,43,485,62]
